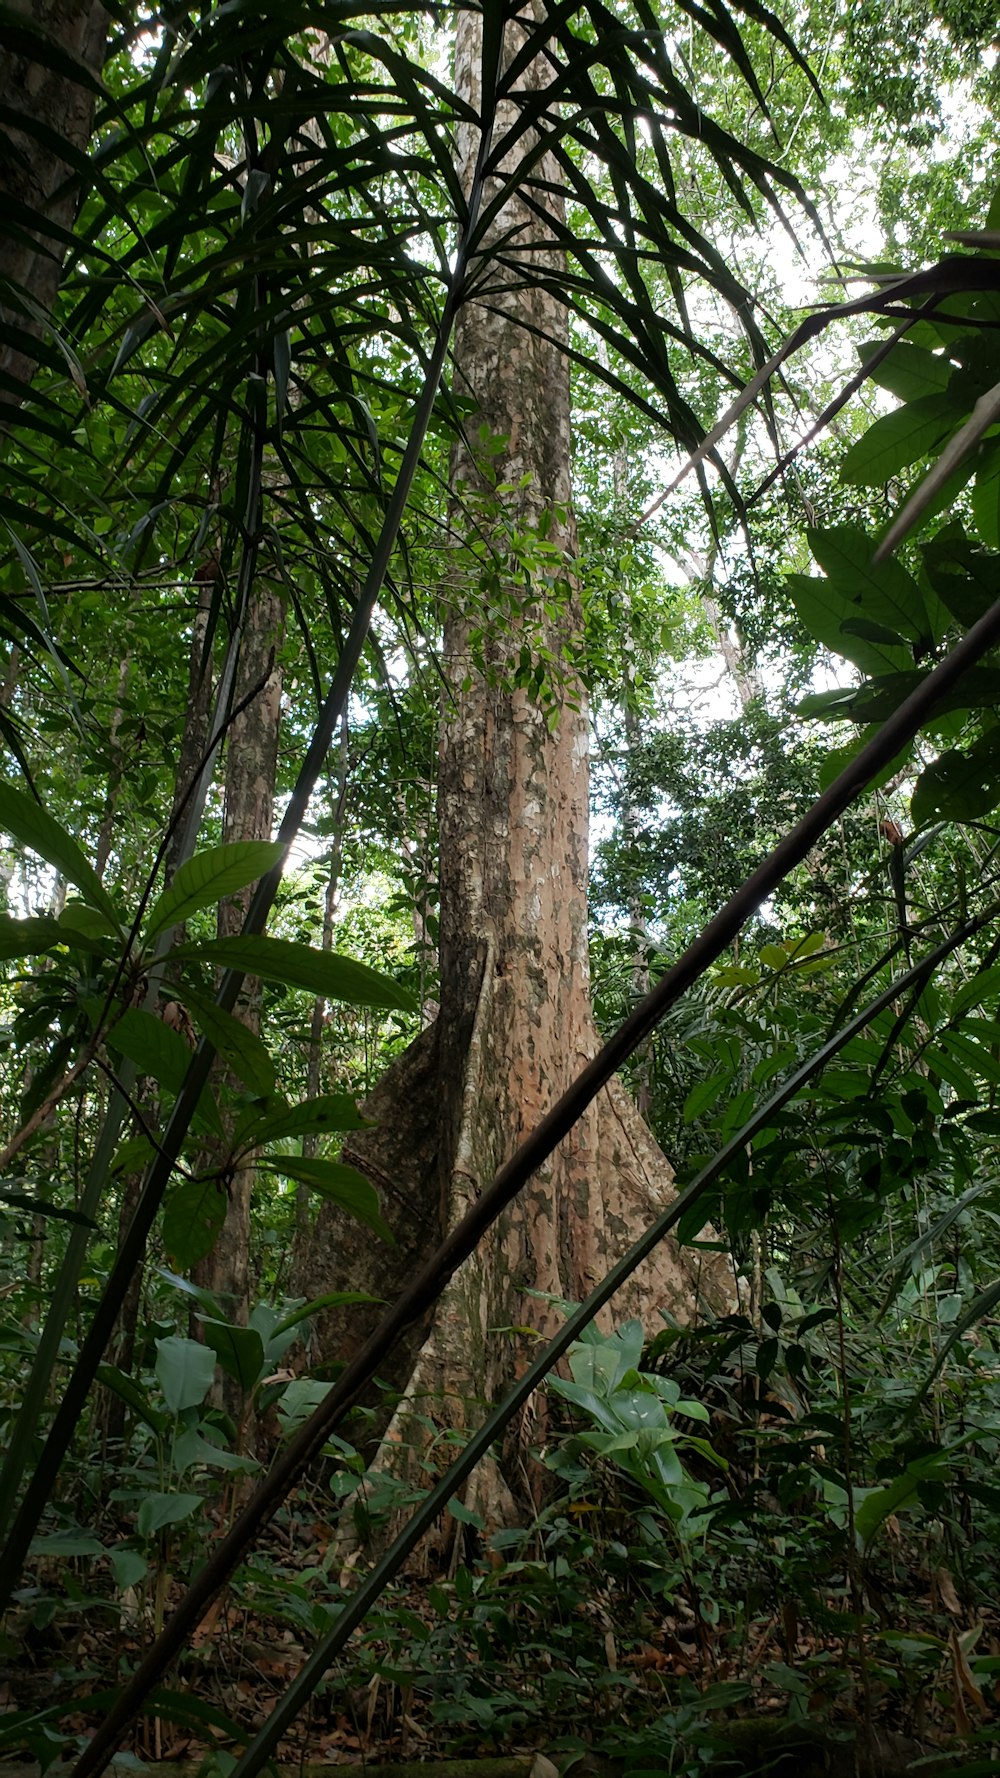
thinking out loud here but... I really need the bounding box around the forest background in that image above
[3,1,1000,1775]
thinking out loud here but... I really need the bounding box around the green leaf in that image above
[59,902,119,942]
[262,1156,393,1242]
[840,394,959,486]
[911,730,1000,824]
[786,575,910,677]
[143,841,285,943]
[109,1547,147,1590]
[154,1335,217,1414]
[29,1531,105,1557]
[170,980,276,1098]
[105,1008,222,1133]
[858,339,953,403]
[682,1076,728,1123]
[173,935,417,1013]
[854,1452,952,1547]
[0,1189,96,1229]
[0,782,121,930]
[106,1008,197,1095]
[96,1363,168,1435]
[806,525,930,646]
[171,1428,259,1473]
[447,1497,484,1528]
[199,1319,265,1392]
[922,524,1000,629]
[162,1178,227,1271]
[136,1491,205,1538]
[0,913,66,960]
[237,1092,367,1151]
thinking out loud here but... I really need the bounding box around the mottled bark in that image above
[0,0,108,406]
[303,7,731,1529]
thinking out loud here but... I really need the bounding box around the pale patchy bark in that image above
[303,7,732,1532]
[0,0,108,406]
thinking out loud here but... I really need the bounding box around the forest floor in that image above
[4,1484,1000,1778]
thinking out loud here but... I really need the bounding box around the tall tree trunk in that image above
[301,6,731,1527]
[0,0,108,407]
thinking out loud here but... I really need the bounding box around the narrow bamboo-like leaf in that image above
[162,1177,227,1271]
[96,1363,168,1436]
[0,783,121,929]
[143,841,285,943]
[262,1157,393,1242]
[199,1319,265,1392]
[270,1290,383,1337]
[174,934,417,1012]
[912,1281,1000,1405]
[0,1190,96,1228]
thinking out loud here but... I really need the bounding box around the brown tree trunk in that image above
[0,0,108,406]
[301,7,731,1530]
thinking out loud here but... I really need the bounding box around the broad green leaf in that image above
[136,1491,205,1538]
[262,1156,393,1242]
[0,913,65,960]
[106,1008,197,1095]
[922,525,1000,629]
[59,902,119,942]
[143,841,285,943]
[806,525,929,645]
[0,782,121,930]
[858,339,953,403]
[171,1428,259,1473]
[276,1378,335,1433]
[173,934,417,1013]
[109,1548,147,1591]
[105,1008,223,1133]
[162,1177,227,1271]
[171,980,276,1098]
[29,1531,104,1557]
[973,444,1000,547]
[199,1319,266,1392]
[911,730,1000,825]
[238,1092,367,1151]
[154,1335,217,1414]
[786,574,911,677]
[840,394,959,486]
[447,1497,484,1528]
